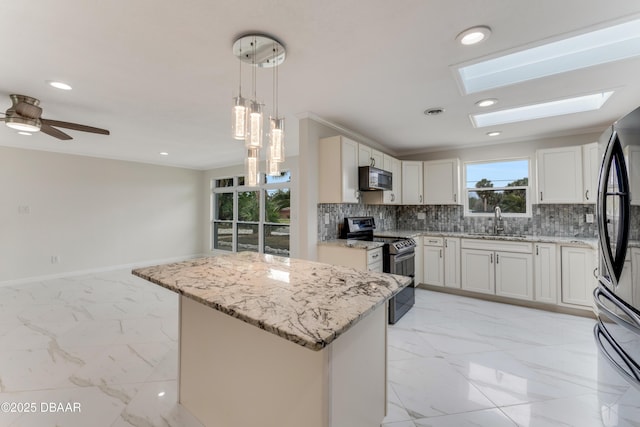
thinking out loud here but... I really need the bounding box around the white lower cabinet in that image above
[534,243,557,304]
[461,239,533,301]
[561,246,597,307]
[423,237,444,286]
[461,249,494,294]
[444,237,461,288]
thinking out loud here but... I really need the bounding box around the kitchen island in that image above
[132,252,410,427]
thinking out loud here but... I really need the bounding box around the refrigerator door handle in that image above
[594,323,640,384]
[594,285,640,334]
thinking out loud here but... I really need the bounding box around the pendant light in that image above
[231,40,246,140]
[232,34,286,185]
[267,40,285,176]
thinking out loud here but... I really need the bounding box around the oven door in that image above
[390,251,415,278]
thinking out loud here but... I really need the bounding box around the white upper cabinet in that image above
[424,159,460,205]
[402,161,424,204]
[358,144,384,168]
[536,146,583,203]
[319,136,359,204]
[582,142,600,203]
[383,154,402,205]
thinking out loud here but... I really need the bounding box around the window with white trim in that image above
[464,159,530,216]
[211,172,290,256]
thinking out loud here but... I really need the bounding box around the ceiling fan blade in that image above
[41,119,109,135]
[15,102,43,119]
[40,123,72,140]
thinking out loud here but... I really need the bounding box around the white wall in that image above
[0,147,205,283]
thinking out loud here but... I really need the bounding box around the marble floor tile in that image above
[2,272,638,427]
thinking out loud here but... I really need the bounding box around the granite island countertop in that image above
[317,239,384,250]
[132,252,410,351]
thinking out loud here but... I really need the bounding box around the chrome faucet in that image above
[494,206,504,234]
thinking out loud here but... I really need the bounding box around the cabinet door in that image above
[402,161,423,204]
[533,243,557,304]
[582,142,599,203]
[423,245,444,286]
[424,159,460,205]
[444,238,461,288]
[537,146,583,203]
[561,246,597,306]
[383,155,402,204]
[461,249,494,294]
[341,138,360,203]
[495,251,533,300]
[413,236,423,284]
[358,144,383,168]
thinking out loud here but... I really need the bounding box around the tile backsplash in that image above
[318,203,598,240]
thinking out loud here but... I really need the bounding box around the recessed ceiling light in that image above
[159,152,169,156]
[486,131,502,137]
[46,80,72,90]
[18,131,32,136]
[424,108,445,116]
[476,98,498,108]
[456,26,491,46]
[457,17,640,94]
[471,91,614,128]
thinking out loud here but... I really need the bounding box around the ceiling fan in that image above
[0,94,110,140]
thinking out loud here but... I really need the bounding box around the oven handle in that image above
[594,285,640,335]
[593,322,640,384]
[391,251,415,263]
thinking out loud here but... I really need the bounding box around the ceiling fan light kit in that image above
[2,94,110,140]
[232,33,286,185]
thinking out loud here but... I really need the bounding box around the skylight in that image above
[471,91,613,128]
[456,18,640,94]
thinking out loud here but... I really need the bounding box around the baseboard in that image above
[0,253,208,287]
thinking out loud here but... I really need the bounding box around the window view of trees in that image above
[212,173,290,256]
[466,160,529,215]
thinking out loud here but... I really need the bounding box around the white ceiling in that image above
[2,0,640,170]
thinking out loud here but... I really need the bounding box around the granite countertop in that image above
[317,239,384,250]
[132,252,410,351]
[379,230,598,248]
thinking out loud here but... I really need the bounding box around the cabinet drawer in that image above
[461,238,532,253]
[368,260,383,273]
[367,248,383,264]
[423,236,444,246]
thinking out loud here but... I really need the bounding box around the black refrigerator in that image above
[594,105,640,389]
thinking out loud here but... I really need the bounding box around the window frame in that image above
[463,157,532,218]
[211,173,290,256]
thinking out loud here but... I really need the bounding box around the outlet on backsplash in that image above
[417,212,426,220]
[586,213,594,223]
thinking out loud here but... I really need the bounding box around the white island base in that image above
[179,295,388,427]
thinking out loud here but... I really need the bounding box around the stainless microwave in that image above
[359,166,392,191]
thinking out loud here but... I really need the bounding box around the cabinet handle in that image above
[540,191,543,201]
[593,267,598,279]
[490,254,493,264]
[496,254,499,264]
[440,249,442,258]
[453,193,457,203]
[419,194,423,203]
[585,190,589,200]
[391,193,395,202]
[372,253,379,259]
[445,239,448,248]
[536,245,539,255]
[370,157,375,167]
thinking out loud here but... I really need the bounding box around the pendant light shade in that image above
[245,148,260,187]
[232,95,246,140]
[245,100,263,148]
[268,117,284,162]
